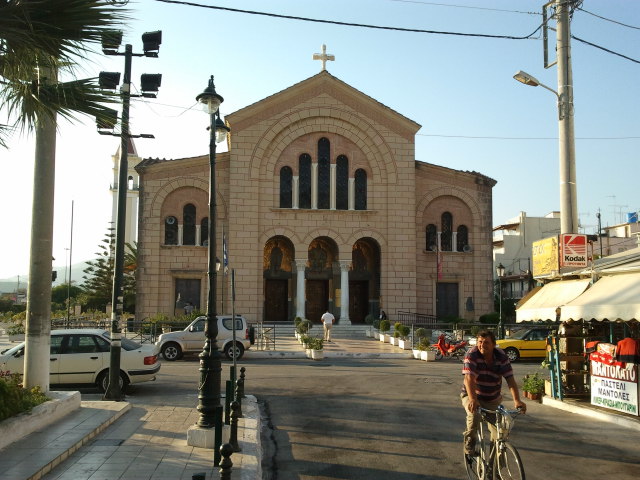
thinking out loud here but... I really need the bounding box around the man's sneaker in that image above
[465,453,474,466]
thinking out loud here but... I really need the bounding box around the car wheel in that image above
[162,342,183,361]
[224,342,245,360]
[505,347,520,362]
[98,370,129,393]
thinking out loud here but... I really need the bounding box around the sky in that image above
[1,0,638,282]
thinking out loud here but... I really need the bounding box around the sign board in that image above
[560,234,588,268]
[532,236,559,277]
[590,360,639,416]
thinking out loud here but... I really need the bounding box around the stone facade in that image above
[135,72,496,324]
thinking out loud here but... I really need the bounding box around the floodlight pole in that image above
[104,43,132,401]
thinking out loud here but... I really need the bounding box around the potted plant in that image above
[412,328,427,358]
[418,337,435,361]
[397,325,412,350]
[364,314,375,337]
[310,337,324,360]
[523,373,545,400]
[7,322,25,342]
[296,319,312,343]
[379,320,391,342]
[294,317,303,339]
[372,319,381,339]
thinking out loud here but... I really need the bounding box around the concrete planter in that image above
[420,350,436,361]
[8,334,24,342]
[412,349,422,359]
[398,339,411,350]
[380,333,390,343]
[389,337,397,346]
[311,349,324,360]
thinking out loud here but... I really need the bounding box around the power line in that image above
[389,0,540,16]
[154,0,543,40]
[417,133,640,141]
[571,35,640,64]
[577,6,640,30]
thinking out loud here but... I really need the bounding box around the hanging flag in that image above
[223,233,229,275]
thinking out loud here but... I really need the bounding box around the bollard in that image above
[230,365,236,388]
[234,378,244,418]
[239,367,246,398]
[224,380,232,425]
[229,400,242,452]
[219,443,233,480]
[192,473,206,480]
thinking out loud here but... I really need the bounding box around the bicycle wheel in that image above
[493,442,525,480]
[464,433,488,480]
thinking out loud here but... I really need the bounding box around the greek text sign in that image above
[591,360,639,416]
[532,236,559,277]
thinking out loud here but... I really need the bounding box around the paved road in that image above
[146,357,639,480]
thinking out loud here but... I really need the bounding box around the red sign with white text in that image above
[560,234,588,267]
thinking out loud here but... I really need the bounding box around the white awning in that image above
[560,273,640,322]
[516,278,591,323]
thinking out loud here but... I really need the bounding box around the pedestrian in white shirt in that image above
[321,310,335,342]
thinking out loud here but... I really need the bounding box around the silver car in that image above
[156,315,251,361]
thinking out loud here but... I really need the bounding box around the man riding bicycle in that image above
[461,330,526,460]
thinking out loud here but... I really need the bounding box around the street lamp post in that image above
[194,75,230,464]
[496,263,506,339]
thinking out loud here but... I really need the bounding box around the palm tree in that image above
[1,0,129,390]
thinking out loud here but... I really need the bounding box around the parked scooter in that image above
[432,333,468,361]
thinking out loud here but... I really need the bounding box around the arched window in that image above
[280,166,293,208]
[165,216,178,245]
[426,224,437,251]
[457,225,469,252]
[183,203,196,245]
[355,169,367,210]
[336,155,348,210]
[201,218,209,246]
[317,138,330,209]
[299,154,311,209]
[128,175,134,190]
[441,212,453,251]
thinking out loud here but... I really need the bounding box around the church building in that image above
[134,70,496,325]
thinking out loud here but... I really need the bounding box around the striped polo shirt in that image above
[461,346,514,401]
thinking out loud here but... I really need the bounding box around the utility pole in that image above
[555,0,579,234]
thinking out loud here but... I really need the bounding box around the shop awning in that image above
[516,278,591,322]
[560,273,640,321]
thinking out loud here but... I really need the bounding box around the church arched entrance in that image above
[305,237,338,323]
[263,236,294,322]
[349,238,381,323]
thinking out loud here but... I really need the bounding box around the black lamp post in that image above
[496,263,506,339]
[195,76,230,461]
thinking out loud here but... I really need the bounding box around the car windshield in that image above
[101,332,143,351]
[508,329,532,340]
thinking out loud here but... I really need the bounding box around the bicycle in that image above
[464,405,525,480]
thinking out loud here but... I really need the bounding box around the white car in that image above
[156,315,252,361]
[0,329,161,392]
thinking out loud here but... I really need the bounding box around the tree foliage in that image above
[0,0,130,147]
[81,228,137,313]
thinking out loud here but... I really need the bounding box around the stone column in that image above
[195,225,201,246]
[339,260,351,325]
[311,163,318,209]
[178,224,183,246]
[292,176,299,209]
[452,231,458,252]
[348,178,355,210]
[295,259,306,319]
[330,163,336,210]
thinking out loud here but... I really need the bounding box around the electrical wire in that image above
[154,0,543,40]
[389,0,540,16]
[417,133,640,141]
[571,35,640,64]
[577,6,640,30]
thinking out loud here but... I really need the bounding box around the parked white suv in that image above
[156,315,251,361]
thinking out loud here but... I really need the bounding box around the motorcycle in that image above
[431,333,468,361]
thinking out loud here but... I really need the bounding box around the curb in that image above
[542,396,640,432]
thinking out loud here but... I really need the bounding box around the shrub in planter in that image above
[7,322,25,336]
[379,320,390,334]
[294,317,303,328]
[523,373,545,397]
[417,338,431,351]
[364,314,375,326]
[372,319,381,330]
[399,325,410,339]
[415,328,427,340]
[297,319,313,335]
[0,371,49,421]
[309,337,324,350]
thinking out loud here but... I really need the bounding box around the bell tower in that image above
[110,138,141,245]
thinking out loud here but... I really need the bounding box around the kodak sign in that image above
[560,233,588,267]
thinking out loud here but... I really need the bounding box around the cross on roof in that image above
[312,44,335,71]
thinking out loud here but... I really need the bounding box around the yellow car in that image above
[497,327,553,362]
